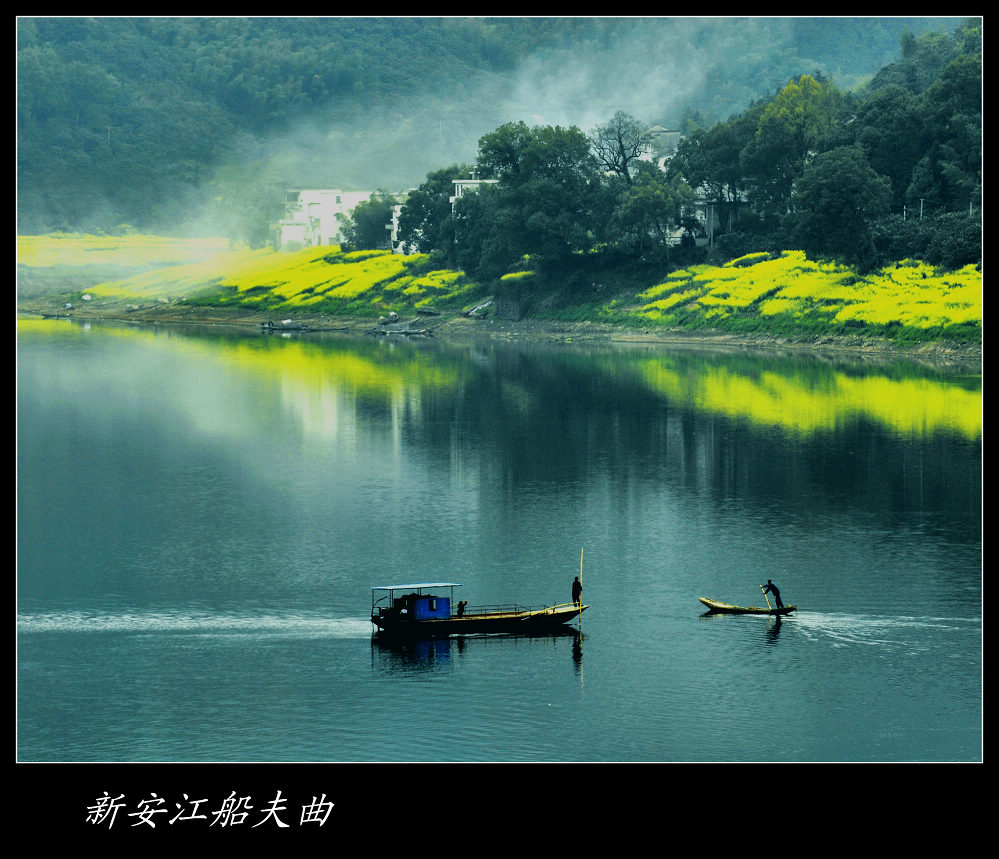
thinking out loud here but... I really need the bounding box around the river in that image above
[17,317,981,768]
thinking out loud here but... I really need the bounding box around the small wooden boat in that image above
[372,582,587,638]
[261,319,306,330]
[260,319,348,334]
[699,597,796,616]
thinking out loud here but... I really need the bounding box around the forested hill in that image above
[17,16,963,238]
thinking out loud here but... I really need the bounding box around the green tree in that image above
[396,164,471,257]
[668,107,760,231]
[477,121,598,187]
[920,211,982,269]
[740,74,846,214]
[869,210,981,270]
[450,185,510,280]
[791,144,891,268]
[463,122,604,278]
[843,86,922,211]
[869,26,966,94]
[475,120,537,181]
[610,160,695,260]
[909,52,982,211]
[340,192,397,251]
[844,31,980,218]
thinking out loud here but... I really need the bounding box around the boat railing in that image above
[453,601,578,617]
[371,599,582,620]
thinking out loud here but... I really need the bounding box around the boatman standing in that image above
[762,579,784,609]
[572,576,582,607]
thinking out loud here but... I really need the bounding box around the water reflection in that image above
[371,635,456,672]
[18,318,981,441]
[18,317,982,548]
[370,629,583,675]
[631,353,981,439]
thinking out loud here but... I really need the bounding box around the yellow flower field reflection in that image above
[18,317,459,403]
[19,318,980,443]
[220,338,460,400]
[636,357,981,439]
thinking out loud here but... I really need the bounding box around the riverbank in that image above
[17,293,982,368]
[17,238,981,369]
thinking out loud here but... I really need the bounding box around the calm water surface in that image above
[17,317,982,763]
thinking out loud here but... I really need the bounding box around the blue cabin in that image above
[371,582,462,625]
[400,592,451,620]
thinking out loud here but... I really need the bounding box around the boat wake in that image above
[16,609,374,639]
[792,611,980,651]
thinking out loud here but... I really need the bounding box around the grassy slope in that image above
[17,235,983,347]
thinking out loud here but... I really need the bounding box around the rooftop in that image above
[371,582,463,592]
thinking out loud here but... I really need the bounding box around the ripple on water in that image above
[791,610,980,652]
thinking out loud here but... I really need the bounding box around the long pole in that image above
[578,548,584,629]
[760,584,773,612]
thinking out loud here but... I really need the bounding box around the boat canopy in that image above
[371,583,462,592]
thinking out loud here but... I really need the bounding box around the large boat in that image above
[371,582,587,637]
[699,597,797,616]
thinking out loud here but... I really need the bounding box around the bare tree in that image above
[589,111,654,185]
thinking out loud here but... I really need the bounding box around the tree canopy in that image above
[791,145,892,268]
[340,192,398,252]
[395,19,980,280]
[450,123,609,279]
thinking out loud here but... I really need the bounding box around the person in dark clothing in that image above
[762,579,784,609]
[572,576,582,606]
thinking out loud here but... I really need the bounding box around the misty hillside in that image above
[17,16,962,238]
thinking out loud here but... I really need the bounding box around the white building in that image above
[389,203,404,253]
[271,189,375,250]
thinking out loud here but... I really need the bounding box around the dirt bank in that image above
[17,295,982,367]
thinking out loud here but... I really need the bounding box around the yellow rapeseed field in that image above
[18,236,982,339]
[637,251,981,335]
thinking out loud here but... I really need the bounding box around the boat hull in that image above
[373,604,587,638]
[699,597,796,616]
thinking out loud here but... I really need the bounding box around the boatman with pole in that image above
[761,579,784,610]
[572,575,582,607]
